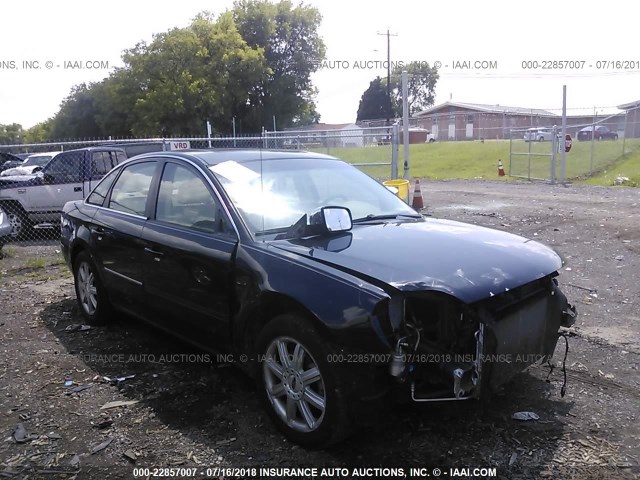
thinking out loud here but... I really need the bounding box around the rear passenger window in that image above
[108,162,156,216]
[91,152,109,177]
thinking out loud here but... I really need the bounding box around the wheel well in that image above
[0,200,26,214]
[69,243,89,270]
[240,292,330,362]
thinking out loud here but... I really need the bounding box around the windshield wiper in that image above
[352,213,423,223]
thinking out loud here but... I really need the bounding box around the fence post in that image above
[402,71,410,179]
[508,129,513,177]
[590,108,596,173]
[622,111,627,155]
[391,124,399,178]
[560,85,567,185]
[550,125,557,184]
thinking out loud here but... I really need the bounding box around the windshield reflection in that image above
[210,157,417,238]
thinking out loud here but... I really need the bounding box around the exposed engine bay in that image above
[388,275,577,401]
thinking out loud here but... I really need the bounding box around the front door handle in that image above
[144,247,165,259]
[90,226,106,234]
[74,186,82,192]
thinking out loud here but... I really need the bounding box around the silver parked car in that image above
[0,206,11,257]
[0,151,60,177]
[524,128,554,142]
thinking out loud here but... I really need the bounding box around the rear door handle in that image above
[74,186,82,192]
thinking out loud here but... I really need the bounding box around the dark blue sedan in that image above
[60,149,576,447]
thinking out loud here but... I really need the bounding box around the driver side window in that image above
[44,152,83,183]
[155,163,232,235]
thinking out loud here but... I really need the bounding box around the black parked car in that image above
[0,152,24,173]
[60,150,576,447]
[577,125,619,141]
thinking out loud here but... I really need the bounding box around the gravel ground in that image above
[0,180,638,480]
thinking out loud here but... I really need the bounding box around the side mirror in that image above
[311,206,352,233]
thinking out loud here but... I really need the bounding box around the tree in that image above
[119,11,268,136]
[356,77,393,121]
[49,83,102,139]
[233,0,325,130]
[32,1,326,138]
[0,123,24,144]
[23,119,54,143]
[388,61,439,117]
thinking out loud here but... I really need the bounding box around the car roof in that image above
[60,146,127,153]
[130,149,339,167]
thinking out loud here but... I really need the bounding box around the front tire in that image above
[73,251,112,325]
[255,314,351,447]
[2,204,29,239]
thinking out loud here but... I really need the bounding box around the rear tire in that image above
[255,314,352,447]
[73,251,112,325]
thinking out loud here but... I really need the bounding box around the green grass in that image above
[310,138,640,183]
[24,258,48,269]
[579,146,640,186]
[24,257,65,269]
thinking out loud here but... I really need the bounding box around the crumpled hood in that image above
[270,218,562,304]
[1,166,38,177]
[0,173,40,188]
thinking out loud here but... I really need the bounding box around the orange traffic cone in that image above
[412,178,424,209]
[498,159,505,177]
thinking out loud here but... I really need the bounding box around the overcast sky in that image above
[1,0,638,129]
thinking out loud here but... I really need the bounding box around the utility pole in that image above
[377,29,397,126]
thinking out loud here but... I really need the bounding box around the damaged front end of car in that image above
[385,274,577,402]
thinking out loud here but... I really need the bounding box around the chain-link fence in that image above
[264,126,396,178]
[507,109,640,182]
[394,105,640,146]
[0,128,400,246]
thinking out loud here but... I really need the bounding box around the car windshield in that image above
[210,157,419,238]
[23,155,54,167]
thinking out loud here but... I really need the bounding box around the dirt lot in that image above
[0,180,639,480]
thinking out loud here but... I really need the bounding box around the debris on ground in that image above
[90,437,114,454]
[64,323,91,332]
[511,411,540,421]
[100,399,140,410]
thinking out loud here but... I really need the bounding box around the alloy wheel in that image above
[77,261,98,315]
[262,337,326,432]
[7,212,22,237]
